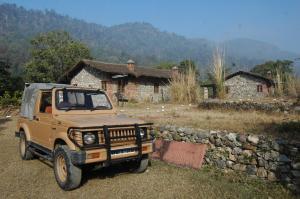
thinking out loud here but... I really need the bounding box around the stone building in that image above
[59,59,177,102]
[224,71,274,99]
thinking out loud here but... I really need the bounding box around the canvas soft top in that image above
[20,83,72,120]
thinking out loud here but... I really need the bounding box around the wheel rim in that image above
[56,154,67,182]
[20,137,26,156]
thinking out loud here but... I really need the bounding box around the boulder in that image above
[237,134,247,143]
[267,171,277,182]
[215,160,226,169]
[257,167,267,178]
[277,154,291,163]
[247,135,259,145]
[226,133,237,142]
[246,165,257,175]
[233,164,246,171]
[229,153,237,162]
[291,162,300,170]
[291,170,300,178]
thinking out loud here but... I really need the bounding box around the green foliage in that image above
[0,91,22,107]
[155,61,176,69]
[0,60,24,97]
[251,60,294,78]
[25,31,91,82]
[179,60,197,72]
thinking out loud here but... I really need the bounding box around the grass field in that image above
[0,109,297,198]
[122,103,300,139]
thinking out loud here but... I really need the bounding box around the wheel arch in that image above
[19,123,31,141]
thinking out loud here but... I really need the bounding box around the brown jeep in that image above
[15,83,153,190]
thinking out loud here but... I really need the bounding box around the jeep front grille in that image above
[98,128,136,145]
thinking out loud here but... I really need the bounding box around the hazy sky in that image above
[2,0,300,53]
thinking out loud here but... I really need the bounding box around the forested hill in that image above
[1,3,299,75]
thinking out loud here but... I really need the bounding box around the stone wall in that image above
[199,100,298,114]
[155,125,300,194]
[225,74,272,99]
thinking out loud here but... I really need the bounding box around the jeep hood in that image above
[55,114,146,128]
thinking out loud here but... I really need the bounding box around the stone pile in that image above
[199,100,298,114]
[155,125,300,194]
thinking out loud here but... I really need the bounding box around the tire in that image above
[53,145,82,191]
[132,156,149,173]
[19,132,34,160]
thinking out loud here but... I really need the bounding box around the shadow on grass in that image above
[0,118,12,132]
[81,162,142,185]
[261,120,300,141]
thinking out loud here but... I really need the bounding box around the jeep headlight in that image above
[140,128,147,138]
[83,132,96,145]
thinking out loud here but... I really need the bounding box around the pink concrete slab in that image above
[151,139,207,169]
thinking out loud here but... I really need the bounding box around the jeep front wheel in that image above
[53,145,82,191]
[133,156,149,173]
[19,132,34,160]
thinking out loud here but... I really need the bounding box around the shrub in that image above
[0,91,22,107]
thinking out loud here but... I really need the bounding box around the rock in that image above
[277,154,291,162]
[226,133,237,142]
[237,134,247,143]
[246,165,257,175]
[247,135,259,145]
[172,133,182,141]
[258,142,270,150]
[215,138,222,147]
[267,171,277,181]
[291,162,300,170]
[258,158,266,167]
[278,165,290,173]
[257,167,267,178]
[268,162,278,171]
[280,174,291,184]
[196,132,210,139]
[215,160,226,169]
[232,147,242,155]
[271,141,280,151]
[209,136,215,144]
[229,153,237,162]
[242,150,253,157]
[223,140,236,148]
[242,143,256,150]
[226,160,234,168]
[291,170,300,178]
[289,147,298,157]
[264,152,271,161]
[233,164,246,171]
[250,158,257,165]
[270,150,280,160]
[177,127,185,133]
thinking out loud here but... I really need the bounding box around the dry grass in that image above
[169,64,200,103]
[122,103,300,138]
[212,47,226,99]
[0,117,294,198]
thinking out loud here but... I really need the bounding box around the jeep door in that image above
[31,91,55,149]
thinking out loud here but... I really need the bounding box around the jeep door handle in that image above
[51,127,56,130]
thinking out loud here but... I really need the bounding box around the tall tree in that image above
[250,60,294,78]
[25,31,91,82]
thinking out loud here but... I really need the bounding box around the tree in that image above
[250,60,294,78]
[155,61,176,69]
[0,60,11,96]
[179,59,197,72]
[25,31,91,82]
[0,59,24,96]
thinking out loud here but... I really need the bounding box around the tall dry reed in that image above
[212,47,225,99]
[169,63,200,103]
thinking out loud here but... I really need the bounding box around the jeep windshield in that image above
[55,89,112,111]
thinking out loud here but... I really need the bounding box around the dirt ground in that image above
[0,110,296,198]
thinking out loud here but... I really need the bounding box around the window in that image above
[39,92,52,113]
[56,89,112,110]
[102,81,107,91]
[154,83,159,94]
[257,85,263,92]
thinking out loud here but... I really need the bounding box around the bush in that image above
[0,91,22,107]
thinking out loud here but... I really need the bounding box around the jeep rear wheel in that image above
[19,132,34,160]
[53,145,82,191]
